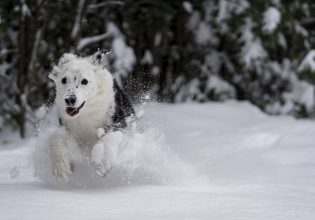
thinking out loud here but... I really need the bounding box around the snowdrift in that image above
[0,101,315,220]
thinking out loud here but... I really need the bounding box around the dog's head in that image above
[49,52,112,119]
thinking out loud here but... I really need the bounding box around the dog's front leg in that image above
[91,131,123,177]
[49,132,72,183]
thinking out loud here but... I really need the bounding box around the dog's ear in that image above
[58,53,77,66]
[48,66,60,81]
[91,50,112,67]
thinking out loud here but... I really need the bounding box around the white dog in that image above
[48,52,135,183]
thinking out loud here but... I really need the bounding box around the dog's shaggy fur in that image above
[48,52,134,183]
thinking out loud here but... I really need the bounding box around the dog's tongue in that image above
[66,107,76,115]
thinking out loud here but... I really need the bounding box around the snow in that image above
[176,78,205,102]
[112,38,136,78]
[216,0,249,22]
[87,2,124,10]
[278,33,287,49]
[0,62,11,76]
[1,102,315,219]
[216,0,250,24]
[298,50,315,72]
[141,50,153,65]
[21,1,31,18]
[186,3,218,45]
[182,1,193,13]
[151,66,160,76]
[206,75,236,99]
[77,32,111,51]
[217,0,229,23]
[284,78,315,113]
[71,0,86,39]
[263,7,281,33]
[195,21,218,45]
[295,22,309,37]
[241,37,267,67]
[154,32,162,47]
[76,22,120,51]
[187,11,201,31]
[240,18,267,68]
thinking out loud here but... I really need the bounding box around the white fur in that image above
[48,53,119,183]
[90,131,122,177]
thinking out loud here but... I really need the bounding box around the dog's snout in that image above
[65,95,76,106]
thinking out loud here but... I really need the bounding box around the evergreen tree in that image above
[0,0,314,137]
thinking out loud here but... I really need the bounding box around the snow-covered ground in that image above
[0,101,315,220]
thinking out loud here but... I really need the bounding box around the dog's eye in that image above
[81,79,88,85]
[61,77,67,84]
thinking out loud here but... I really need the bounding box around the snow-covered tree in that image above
[178,0,315,117]
[0,0,315,137]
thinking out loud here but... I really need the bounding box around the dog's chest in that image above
[65,115,107,147]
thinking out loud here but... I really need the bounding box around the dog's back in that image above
[110,79,135,131]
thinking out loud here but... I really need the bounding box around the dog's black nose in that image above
[65,96,76,106]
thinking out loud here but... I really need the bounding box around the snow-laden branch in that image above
[76,32,111,51]
[71,0,86,39]
[87,1,124,10]
[0,49,18,58]
[21,0,31,21]
[28,28,42,74]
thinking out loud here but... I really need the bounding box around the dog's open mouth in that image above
[66,101,85,117]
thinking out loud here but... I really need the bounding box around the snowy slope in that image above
[0,102,315,220]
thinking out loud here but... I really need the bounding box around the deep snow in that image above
[0,102,315,220]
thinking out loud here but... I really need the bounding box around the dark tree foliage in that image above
[0,0,314,137]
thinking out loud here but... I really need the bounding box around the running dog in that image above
[48,51,135,183]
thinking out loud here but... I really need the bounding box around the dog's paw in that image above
[91,142,111,177]
[51,157,72,183]
[92,159,111,177]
